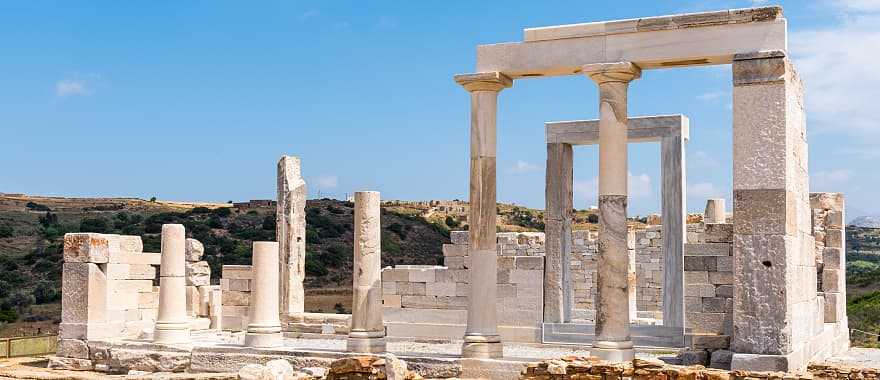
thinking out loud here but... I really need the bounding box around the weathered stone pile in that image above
[325,355,422,380]
[521,357,880,380]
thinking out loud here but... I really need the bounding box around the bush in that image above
[0,309,17,323]
[262,215,276,231]
[25,202,50,211]
[445,216,460,228]
[321,244,350,267]
[305,253,329,276]
[387,222,407,239]
[191,207,212,214]
[0,225,12,238]
[587,214,599,223]
[211,208,232,217]
[80,217,110,233]
[33,282,59,304]
[150,197,157,202]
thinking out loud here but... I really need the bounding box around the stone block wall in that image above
[381,231,544,342]
[220,265,253,331]
[683,222,734,337]
[57,233,222,362]
[58,233,161,361]
[634,225,664,316]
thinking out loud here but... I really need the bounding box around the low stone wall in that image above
[521,356,880,380]
[381,234,545,342]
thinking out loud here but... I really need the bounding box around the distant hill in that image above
[850,215,880,228]
[0,194,452,330]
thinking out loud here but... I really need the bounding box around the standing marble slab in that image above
[347,191,386,353]
[277,155,307,315]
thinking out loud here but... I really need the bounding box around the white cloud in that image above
[300,10,319,21]
[572,173,652,205]
[791,3,880,140]
[55,79,90,97]
[688,182,724,199]
[315,175,338,189]
[696,91,727,101]
[690,150,720,168]
[811,169,853,190]
[510,160,540,174]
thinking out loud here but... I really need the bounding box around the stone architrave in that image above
[705,199,726,223]
[245,242,283,348]
[347,191,386,353]
[544,114,688,329]
[729,51,814,372]
[454,72,512,359]
[154,224,190,344]
[277,155,307,316]
[583,62,640,362]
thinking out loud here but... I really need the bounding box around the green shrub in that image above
[211,208,232,217]
[445,216,460,228]
[25,202,50,211]
[0,225,13,238]
[587,214,599,223]
[33,282,59,304]
[305,253,329,276]
[80,217,110,233]
[0,309,18,323]
[262,215,276,231]
[191,207,212,214]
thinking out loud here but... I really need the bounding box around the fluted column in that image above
[245,241,282,348]
[347,191,386,353]
[154,224,190,344]
[583,62,641,362]
[453,71,512,359]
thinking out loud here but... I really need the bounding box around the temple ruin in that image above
[46,5,857,379]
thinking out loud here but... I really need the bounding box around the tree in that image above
[150,196,157,202]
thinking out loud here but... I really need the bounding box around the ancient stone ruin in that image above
[46,5,866,379]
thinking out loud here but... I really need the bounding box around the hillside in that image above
[847,226,880,347]
[0,194,451,332]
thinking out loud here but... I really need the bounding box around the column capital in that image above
[582,62,641,84]
[454,72,513,92]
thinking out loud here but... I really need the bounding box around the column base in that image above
[346,336,386,353]
[591,340,634,362]
[245,332,283,348]
[462,335,503,359]
[153,321,190,344]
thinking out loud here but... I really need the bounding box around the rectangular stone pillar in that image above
[544,142,573,323]
[730,51,814,372]
[277,155,307,315]
[661,132,686,328]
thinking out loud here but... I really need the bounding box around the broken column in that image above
[583,62,640,362]
[347,191,386,353]
[277,155,307,316]
[154,224,190,344]
[454,72,512,359]
[245,242,283,348]
[730,51,814,372]
[705,199,726,224]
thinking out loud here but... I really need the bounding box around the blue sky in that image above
[1,1,878,218]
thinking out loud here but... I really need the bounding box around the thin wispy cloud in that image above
[690,150,720,168]
[55,79,91,97]
[811,169,853,191]
[300,10,319,21]
[315,175,338,189]
[696,91,727,101]
[510,160,540,174]
[792,2,880,141]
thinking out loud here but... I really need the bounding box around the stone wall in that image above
[381,231,544,342]
[684,222,734,338]
[220,265,253,331]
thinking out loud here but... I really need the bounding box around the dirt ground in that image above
[303,287,352,314]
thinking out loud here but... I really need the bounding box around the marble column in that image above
[453,71,512,359]
[661,132,687,329]
[347,191,386,353]
[544,143,573,323]
[277,155,307,316]
[704,198,726,224]
[154,224,190,344]
[582,62,640,362]
[245,242,283,348]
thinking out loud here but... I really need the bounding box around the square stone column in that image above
[583,62,641,362]
[661,131,687,328]
[454,71,512,359]
[730,51,814,372]
[277,155,307,316]
[544,142,573,323]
